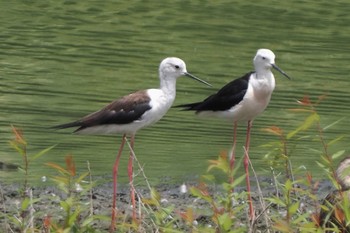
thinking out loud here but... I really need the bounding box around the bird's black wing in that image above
[178,72,252,112]
[52,90,152,131]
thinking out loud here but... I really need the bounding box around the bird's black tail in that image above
[51,121,82,130]
[174,102,201,111]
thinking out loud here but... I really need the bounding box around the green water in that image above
[1,1,350,185]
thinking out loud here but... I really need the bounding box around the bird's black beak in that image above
[272,64,292,80]
[184,72,212,87]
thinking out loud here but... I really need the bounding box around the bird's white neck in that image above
[252,70,275,94]
[159,76,177,100]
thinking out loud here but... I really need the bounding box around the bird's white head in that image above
[159,57,212,86]
[253,48,291,80]
[253,48,276,71]
[159,57,188,79]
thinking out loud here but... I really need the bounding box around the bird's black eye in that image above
[262,56,266,60]
[174,65,180,69]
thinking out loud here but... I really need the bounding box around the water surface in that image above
[1,1,350,185]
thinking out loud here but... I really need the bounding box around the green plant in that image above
[9,125,55,192]
[3,126,54,232]
[263,95,348,232]
[189,152,249,233]
[44,155,98,232]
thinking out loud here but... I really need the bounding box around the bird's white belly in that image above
[232,95,270,121]
[229,84,273,121]
[76,123,145,135]
[198,83,273,122]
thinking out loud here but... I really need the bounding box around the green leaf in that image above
[76,171,89,183]
[201,174,215,182]
[68,206,81,227]
[46,162,70,175]
[323,117,345,131]
[208,154,229,173]
[60,200,70,212]
[285,179,293,190]
[331,150,345,160]
[287,112,320,139]
[218,213,232,231]
[81,216,94,227]
[232,173,246,188]
[9,141,25,156]
[328,135,345,146]
[51,176,70,185]
[189,186,212,202]
[288,201,299,215]
[266,197,286,207]
[21,197,30,210]
[21,197,41,211]
[30,145,56,162]
[316,161,325,169]
[320,155,331,166]
[151,188,161,202]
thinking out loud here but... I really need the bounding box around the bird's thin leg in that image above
[229,122,238,184]
[128,134,136,221]
[244,120,254,220]
[110,134,127,232]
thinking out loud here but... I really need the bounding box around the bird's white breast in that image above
[140,88,175,125]
[234,73,275,121]
[198,72,275,122]
[111,88,174,134]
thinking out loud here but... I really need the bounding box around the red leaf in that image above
[297,95,312,106]
[11,125,26,145]
[262,126,283,136]
[43,215,51,228]
[306,172,313,185]
[65,155,76,176]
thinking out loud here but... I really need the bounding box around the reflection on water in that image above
[1,1,350,185]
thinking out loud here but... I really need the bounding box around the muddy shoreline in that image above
[0,174,335,232]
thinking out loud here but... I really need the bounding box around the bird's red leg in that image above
[229,122,238,185]
[244,120,254,220]
[110,134,126,232]
[128,134,136,221]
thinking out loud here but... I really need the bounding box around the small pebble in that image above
[180,183,187,194]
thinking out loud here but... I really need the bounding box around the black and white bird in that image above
[177,48,291,219]
[52,57,211,229]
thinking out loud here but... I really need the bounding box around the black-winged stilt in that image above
[52,57,211,229]
[177,48,291,219]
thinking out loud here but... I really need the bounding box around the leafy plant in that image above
[44,155,96,232]
[4,126,54,232]
[263,95,348,232]
[189,152,249,233]
[9,125,55,192]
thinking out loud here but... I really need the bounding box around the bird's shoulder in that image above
[189,71,253,112]
[77,90,152,125]
[104,90,151,112]
[216,71,253,97]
